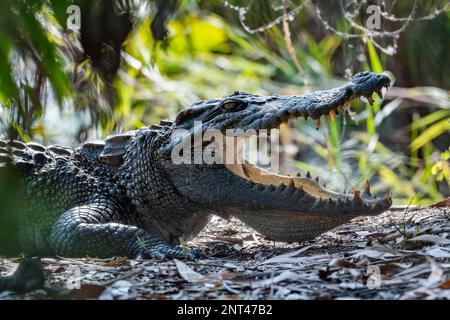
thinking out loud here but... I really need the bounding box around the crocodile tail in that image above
[0,139,75,173]
[0,140,34,174]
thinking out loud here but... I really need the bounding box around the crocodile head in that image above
[159,72,392,242]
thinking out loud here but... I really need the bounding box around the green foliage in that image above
[0,0,71,138]
[113,14,278,131]
[432,147,450,182]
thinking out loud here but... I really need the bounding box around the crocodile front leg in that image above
[48,200,195,260]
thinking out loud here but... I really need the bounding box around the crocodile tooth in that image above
[360,96,368,104]
[352,187,361,199]
[315,176,319,183]
[375,90,383,99]
[288,179,295,187]
[345,99,351,108]
[306,171,311,178]
[314,118,320,129]
[329,110,337,121]
[382,87,388,96]
[286,172,290,176]
[383,190,391,202]
[364,180,371,196]
[296,172,301,177]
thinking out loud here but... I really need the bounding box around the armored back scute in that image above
[98,131,137,166]
[80,141,105,162]
[0,140,74,173]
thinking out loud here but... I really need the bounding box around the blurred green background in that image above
[0,0,449,205]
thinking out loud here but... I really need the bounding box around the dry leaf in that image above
[379,263,402,275]
[104,257,129,267]
[249,271,303,288]
[429,197,450,208]
[263,246,311,264]
[328,259,357,268]
[426,247,450,258]
[393,263,430,280]
[99,280,132,300]
[69,284,106,300]
[408,234,450,245]
[424,257,444,287]
[174,259,206,283]
[351,248,397,259]
[318,267,340,281]
[437,279,450,289]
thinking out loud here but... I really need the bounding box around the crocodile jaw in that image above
[223,73,392,204]
[218,86,393,242]
[165,72,393,242]
[227,159,350,200]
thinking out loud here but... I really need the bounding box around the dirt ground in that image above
[1,207,449,300]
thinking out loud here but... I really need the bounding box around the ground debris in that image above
[1,207,449,300]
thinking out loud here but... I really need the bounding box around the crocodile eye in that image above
[221,100,246,111]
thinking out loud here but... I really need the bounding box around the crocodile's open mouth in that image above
[224,81,392,204]
[168,72,393,242]
[167,72,392,241]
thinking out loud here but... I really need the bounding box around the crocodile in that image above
[0,72,392,291]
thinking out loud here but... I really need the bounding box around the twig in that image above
[281,0,308,85]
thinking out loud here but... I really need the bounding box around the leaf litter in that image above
[1,207,449,300]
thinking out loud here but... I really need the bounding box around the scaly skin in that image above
[0,72,392,291]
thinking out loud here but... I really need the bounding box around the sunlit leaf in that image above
[411,118,450,151]
[366,38,383,74]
